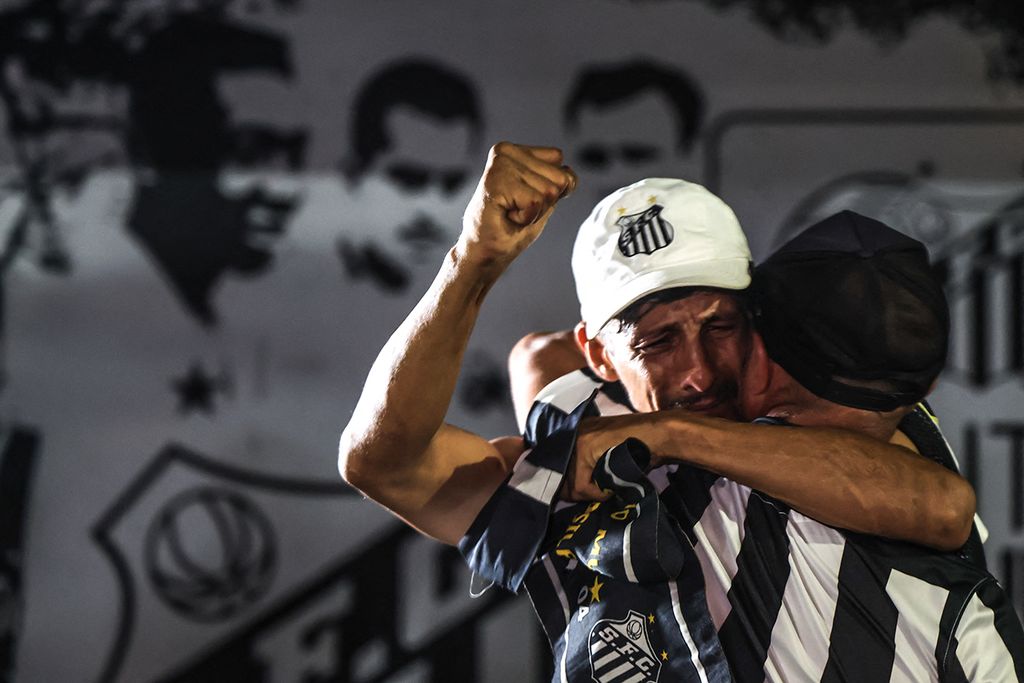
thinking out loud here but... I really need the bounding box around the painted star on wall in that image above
[171,363,227,415]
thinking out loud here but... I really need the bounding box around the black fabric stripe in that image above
[942,643,970,683]
[934,569,975,682]
[660,466,719,545]
[862,535,984,590]
[600,379,634,412]
[936,584,971,683]
[524,561,569,648]
[975,577,1024,680]
[820,545,898,682]
[716,493,791,683]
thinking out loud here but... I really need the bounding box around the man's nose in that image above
[674,341,714,395]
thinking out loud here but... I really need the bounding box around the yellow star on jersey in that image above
[589,576,604,603]
[616,206,627,216]
[647,194,657,204]
[648,613,655,623]
[661,650,668,661]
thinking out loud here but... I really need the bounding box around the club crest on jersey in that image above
[616,205,674,257]
[589,610,661,682]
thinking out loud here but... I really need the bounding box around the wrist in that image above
[451,238,515,275]
[645,410,697,465]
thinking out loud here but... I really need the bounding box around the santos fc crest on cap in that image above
[589,610,662,682]
[617,205,674,257]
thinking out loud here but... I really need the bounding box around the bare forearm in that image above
[339,247,505,487]
[660,414,973,549]
[576,411,975,549]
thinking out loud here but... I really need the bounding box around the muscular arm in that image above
[338,143,576,545]
[571,411,975,550]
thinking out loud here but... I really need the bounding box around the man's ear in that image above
[575,322,620,382]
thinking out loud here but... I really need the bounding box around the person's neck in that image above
[756,363,900,442]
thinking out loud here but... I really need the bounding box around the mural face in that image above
[340,107,475,292]
[572,90,680,199]
[564,61,704,200]
[339,58,480,293]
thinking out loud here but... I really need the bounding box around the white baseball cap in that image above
[572,178,752,338]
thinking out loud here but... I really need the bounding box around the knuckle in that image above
[491,141,513,158]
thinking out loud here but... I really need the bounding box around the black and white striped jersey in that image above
[522,369,1024,682]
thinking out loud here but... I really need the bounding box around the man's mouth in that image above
[671,396,721,413]
[668,389,740,418]
[336,238,410,292]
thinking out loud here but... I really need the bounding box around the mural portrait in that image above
[564,59,704,200]
[339,58,482,293]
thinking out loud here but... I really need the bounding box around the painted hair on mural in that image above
[345,58,482,179]
[563,60,705,154]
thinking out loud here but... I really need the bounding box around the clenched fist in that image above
[458,142,577,267]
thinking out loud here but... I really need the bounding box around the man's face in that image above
[572,90,693,202]
[599,291,751,418]
[342,106,475,291]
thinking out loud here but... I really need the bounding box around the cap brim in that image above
[584,257,751,338]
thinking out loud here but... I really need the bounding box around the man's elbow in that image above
[337,428,380,495]
[337,430,363,489]
[931,477,977,551]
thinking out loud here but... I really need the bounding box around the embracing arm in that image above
[508,329,584,428]
[571,411,975,550]
[338,142,576,545]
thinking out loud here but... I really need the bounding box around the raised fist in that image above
[459,142,577,266]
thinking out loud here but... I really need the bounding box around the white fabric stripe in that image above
[886,569,946,683]
[542,555,571,626]
[763,512,845,683]
[623,515,637,583]
[951,589,1018,681]
[668,580,711,683]
[507,456,562,505]
[594,391,632,417]
[647,464,674,493]
[526,372,601,431]
[594,651,618,669]
[693,480,750,630]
